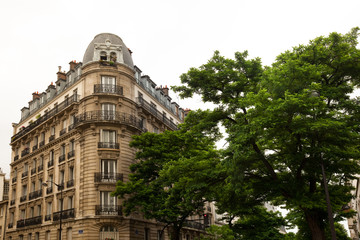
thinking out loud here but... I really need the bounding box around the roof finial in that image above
[58,66,62,72]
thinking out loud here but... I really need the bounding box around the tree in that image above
[113,115,222,240]
[173,28,360,239]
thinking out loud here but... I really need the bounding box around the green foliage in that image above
[113,112,222,240]
[174,28,360,239]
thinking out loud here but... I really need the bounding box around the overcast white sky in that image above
[0,0,359,182]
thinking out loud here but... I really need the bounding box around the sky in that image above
[0,0,359,231]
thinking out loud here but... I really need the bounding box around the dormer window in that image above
[110,52,117,62]
[100,51,107,61]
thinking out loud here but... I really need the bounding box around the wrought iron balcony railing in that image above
[45,214,51,221]
[32,145,38,151]
[68,150,75,159]
[59,154,66,163]
[68,124,75,131]
[53,208,75,221]
[17,219,25,228]
[39,140,45,147]
[94,172,123,183]
[14,155,19,161]
[136,97,178,130]
[21,148,30,157]
[38,164,43,172]
[11,94,80,143]
[94,84,123,95]
[20,195,27,202]
[98,142,119,149]
[67,179,74,188]
[75,111,147,132]
[12,177,17,183]
[183,220,207,231]
[46,187,53,194]
[60,128,66,136]
[49,135,55,142]
[48,160,54,168]
[29,189,42,200]
[24,216,42,227]
[21,171,28,178]
[95,205,122,216]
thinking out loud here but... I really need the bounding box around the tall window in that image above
[68,196,73,209]
[69,166,74,181]
[101,76,115,85]
[50,126,55,136]
[62,120,67,130]
[37,205,41,216]
[100,130,116,143]
[100,191,116,207]
[60,144,66,157]
[31,181,35,192]
[22,185,27,196]
[101,160,116,180]
[46,202,52,216]
[101,103,116,120]
[30,207,34,218]
[49,150,54,162]
[59,170,65,185]
[20,209,26,220]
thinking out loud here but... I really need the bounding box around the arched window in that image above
[100,51,107,61]
[110,52,117,62]
[100,225,118,240]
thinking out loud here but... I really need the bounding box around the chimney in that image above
[69,60,77,71]
[184,108,191,117]
[57,66,66,80]
[163,85,169,96]
[32,92,40,100]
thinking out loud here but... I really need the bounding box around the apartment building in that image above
[0,169,9,240]
[6,33,199,240]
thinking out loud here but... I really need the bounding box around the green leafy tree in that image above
[173,28,360,239]
[113,115,222,240]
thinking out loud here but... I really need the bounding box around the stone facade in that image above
[6,34,211,240]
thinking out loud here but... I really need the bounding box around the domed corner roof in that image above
[82,33,134,68]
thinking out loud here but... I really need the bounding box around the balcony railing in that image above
[32,145,38,151]
[68,150,75,159]
[10,199,15,205]
[53,208,75,221]
[45,214,51,221]
[17,219,26,228]
[46,187,53,194]
[21,148,30,157]
[12,177,17,183]
[60,128,66,136]
[68,124,75,131]
[67,179,74,188]
[31,168,36,175]
[20,195,27,202]
[75,111,146,132]
[94,84,123,95]
[14,155,19,161]
[59,154,66,163]
[22,171,28,178]
[98,142,119,149]
[48,160,54,168]
[29,189,42,200]
[38,164,43,172]
[94,172,123,183]
[39,140,45,147]
[95,205,122,216]
[8,223,13,228]
[49,135,55,142]
[24,216,42,227]
[136,97,178,130]
[183,220,207,231]
[11,94,80,143]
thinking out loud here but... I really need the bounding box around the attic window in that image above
[110,52,117,62]
[100,51,107,61]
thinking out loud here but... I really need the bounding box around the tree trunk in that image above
[170,226,181,240]
[304,210,326,240]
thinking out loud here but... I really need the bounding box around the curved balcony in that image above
[98,142,119,149]
[75,111,146,132]
[95,205,122,216]
[94,172,123,183]
[94,84,123,95]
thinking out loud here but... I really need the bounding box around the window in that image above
[68,196,73,209]
[37,205,41,216]
[101,103,116,120]
[140,117,146,129]
[69,166,74,181]
[100,130,116,143]
[58,198,64,211]
[101,76,115,85]
[144,228,150,240]
[30,207,34,218]
[100,51,107,61]
[60,144,66,156]
[67,228,72,240]
[19,235,23,240]
[69,140,75,152]
[157,230,164,240]
[0,207,3,216]
[32,159,37,170]
[46,202,52,215]
[38,179,43,190]
[31,181,36,192]
[10,212,14,224]
[101,160,116,180]
[62,120,67,130]
[22,185,27,196]
[59,170,65,185]
[24,163,28,173]
[11,189,15,200]
[34,136,38,146]
[138,91,143,99]
[110,52,117,62]
[100,191,116,207]
[153,126,159,134]
[50,126,55,136]
[49,150,54,162]
[46,231,50,240]
[35,232,40,240]
[20,209,26,220]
